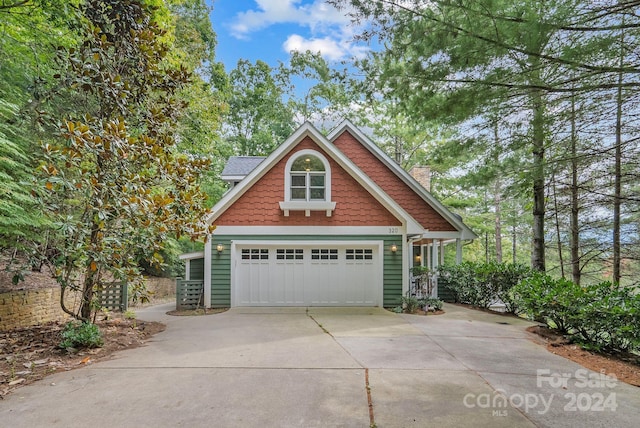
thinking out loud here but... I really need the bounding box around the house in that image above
[179,120,476,308]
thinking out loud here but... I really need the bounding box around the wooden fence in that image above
[97,282,128,311]
[176,279,204,310]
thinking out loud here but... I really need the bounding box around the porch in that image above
[407,234,463,301]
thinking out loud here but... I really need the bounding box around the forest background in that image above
[1,0,639,308]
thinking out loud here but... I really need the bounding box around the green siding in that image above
[210,235,403,308]
[382,236,403,307]
[188,258,204,281]
[211,238,231,308]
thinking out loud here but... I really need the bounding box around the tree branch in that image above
[359,0,640,76]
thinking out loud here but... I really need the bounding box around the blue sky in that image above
[208,0,368,71]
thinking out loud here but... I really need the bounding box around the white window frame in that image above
[280,149,336,217]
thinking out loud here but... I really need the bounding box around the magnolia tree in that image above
[39,0,214,321]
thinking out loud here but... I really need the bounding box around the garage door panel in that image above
[236,248,271,305]
[235,244,381,307]
[273,261,305,305]
[344,264,374,304]
[308,259,341,305]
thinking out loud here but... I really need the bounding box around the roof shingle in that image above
[221,156,266,178]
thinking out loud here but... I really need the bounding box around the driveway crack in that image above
[307,311,375,426]
[365,368,376,428]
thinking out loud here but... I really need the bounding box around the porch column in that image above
[456,238,462,264]
[402,237,410,297]
[204,236,212,308]
[439,239,445,265]
[431,240,438,269]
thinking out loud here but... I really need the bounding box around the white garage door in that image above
[233,242,382,306]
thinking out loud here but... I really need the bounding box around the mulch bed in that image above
[0,316,165,398]
[526,325,640,388]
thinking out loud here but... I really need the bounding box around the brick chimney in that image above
[409,166,431,192]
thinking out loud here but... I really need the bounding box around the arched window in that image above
[290,154,326,201]
[280,149,335,217]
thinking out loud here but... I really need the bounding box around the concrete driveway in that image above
[1,303,639,427]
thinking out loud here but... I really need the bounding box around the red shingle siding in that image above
[215,137,401,226]
[332,131,457,231]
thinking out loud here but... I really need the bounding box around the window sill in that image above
[279,201,337,217]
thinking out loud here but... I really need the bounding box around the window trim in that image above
[280,149,336,217]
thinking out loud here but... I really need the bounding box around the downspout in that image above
[204,237,212,308]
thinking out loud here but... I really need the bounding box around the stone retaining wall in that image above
[0,287,76,331]
[0,276,176,331]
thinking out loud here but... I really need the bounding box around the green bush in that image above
[401,296,443,313]
[513,273,581,332]
[514,275,640,353]
[437,262,533,312]
[424,297,443,311]
[572,282,640,352]
[402,296,421,314]
[436,262,480,305]
[478,262,533,313]
[59,321,104,350]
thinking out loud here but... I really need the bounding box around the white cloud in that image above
[283,34,368,61]
[283,35,341,61]
[229,0,366,61]
[230,0,350,38]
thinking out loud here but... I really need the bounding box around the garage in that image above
[232,242,383,306]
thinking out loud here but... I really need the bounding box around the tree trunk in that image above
[570,91,581,285]
[531,87,546,272]
[613,26,624,284]
[79,225,100,321]
[551,171,565,278]
[485,231,489,263]
[493,120,503,263]
[512,215,517,264]
[80,268,96,322]
[494,186,503,263]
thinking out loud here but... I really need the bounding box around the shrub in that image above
[478,262,533,313]
[514,275,640,353]
[59,321,104,350]
[437,262,533,312]
[424,297,443,311]
[391,306,403,314]
[436,262,480,305]
[572,282,640,352]
[402,296,421,314]
[513,273,583,332]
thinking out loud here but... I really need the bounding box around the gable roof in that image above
[327,120,477,240]
[220,156,265,181]
[206,122,424,235]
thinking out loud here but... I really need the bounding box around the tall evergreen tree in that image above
[331,0,640,275]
